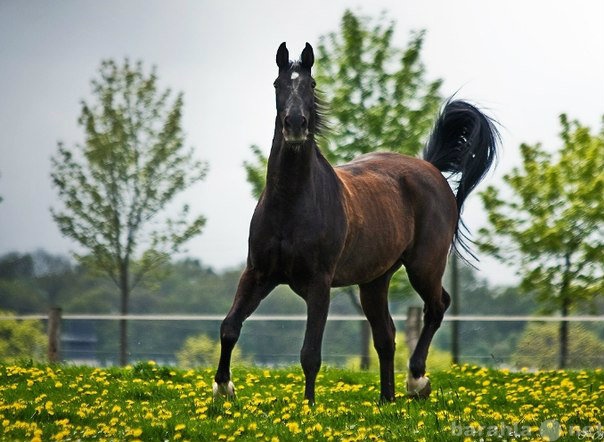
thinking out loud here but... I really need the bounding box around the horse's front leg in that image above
[294,275,331,404]
[359,274,396,402]
[214,268,275,397]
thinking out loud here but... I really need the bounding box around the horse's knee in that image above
[220,318,241,349]
[300,347,321,377]
[424,301,446,327]
[373,332,396,360]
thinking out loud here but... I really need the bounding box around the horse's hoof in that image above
[406,375,431,399]
[212,381,235,398]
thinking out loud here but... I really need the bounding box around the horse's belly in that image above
[331,234,407,287]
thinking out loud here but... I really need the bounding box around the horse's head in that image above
[274,42,316,145]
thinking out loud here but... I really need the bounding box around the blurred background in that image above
[0,1,602,369]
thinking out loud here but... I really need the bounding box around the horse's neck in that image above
[265,134,333,204]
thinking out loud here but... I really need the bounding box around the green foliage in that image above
[0,310,46,362]
[0,253,35,280]
[513,323,604,369]
[345,332,451,372]
[50,58,207,290]
[478,115,604,314]
[176,334,247,368]
[244,10,442,198]
[243,144,268,203]
[0,253,55,314]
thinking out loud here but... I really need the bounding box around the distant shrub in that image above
[0,310,46,362]
[513,323,604,369]
[345,332,452,372]
[176,334,248,368]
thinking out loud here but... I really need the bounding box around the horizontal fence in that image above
[4,311,604,368]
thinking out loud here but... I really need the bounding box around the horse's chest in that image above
[249,211,345,278]
[257,222,319,262]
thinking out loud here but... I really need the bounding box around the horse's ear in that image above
[300,42,314,71]
[276,42,289,71]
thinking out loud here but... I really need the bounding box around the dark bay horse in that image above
[213,42,498,403]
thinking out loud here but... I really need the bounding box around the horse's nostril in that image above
[284,114,307,133]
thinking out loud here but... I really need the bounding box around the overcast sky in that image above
[1,0,603,285]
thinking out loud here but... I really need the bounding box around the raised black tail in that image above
[423,100,499,260]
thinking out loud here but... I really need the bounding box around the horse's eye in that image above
[311,80,316,88]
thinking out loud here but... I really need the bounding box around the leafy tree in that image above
[244,10,442,196]
[0,310,46,362]
[243,10,442,369]
[50,59,208,365]
[479,115,604,368]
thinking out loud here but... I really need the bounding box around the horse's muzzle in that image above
[283,113,309,144]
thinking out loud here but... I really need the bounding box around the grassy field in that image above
[0,362,602,441]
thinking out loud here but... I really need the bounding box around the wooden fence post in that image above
[48,307,62,363]
[405,306,423,353]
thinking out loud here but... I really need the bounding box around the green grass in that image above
[0,362,602,441]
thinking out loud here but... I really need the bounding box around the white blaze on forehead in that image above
[290,71,300,80]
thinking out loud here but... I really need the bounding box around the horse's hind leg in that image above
[405,261,451,398]
[214,268,276,397]
[359,274,396,402]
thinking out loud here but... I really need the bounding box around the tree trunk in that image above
[558,296,570,369]
[119,262,130,366]
[405,306,422,354]
[360,321,371,371]
[345,288,371,370]
[48,307,62,363]
[450,254,460,364]
[558,252,572,369]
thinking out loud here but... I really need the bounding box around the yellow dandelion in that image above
[45,401,54,415]
[287,422,301,434]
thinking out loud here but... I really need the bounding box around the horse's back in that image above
[332,152,457,285]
